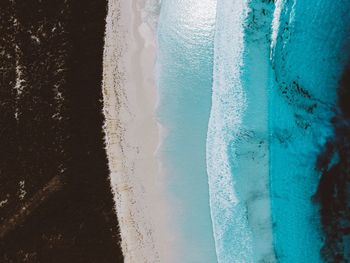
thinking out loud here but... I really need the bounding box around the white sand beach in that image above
[102,0,177,262]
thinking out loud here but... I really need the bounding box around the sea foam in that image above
[206,0,253,262]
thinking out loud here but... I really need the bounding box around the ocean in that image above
[270,1,350,262]
[156,0,350,262]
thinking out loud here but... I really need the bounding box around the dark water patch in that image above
[244,0,274,44]
[0,1,123,262]
[314,64,350,263]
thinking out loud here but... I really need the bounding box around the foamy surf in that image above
[206,0,253,262]
[207,0,278,262]
[270,0,284,58]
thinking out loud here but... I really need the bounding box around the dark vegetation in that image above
[0,1,123,262]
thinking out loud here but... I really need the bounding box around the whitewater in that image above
[207,0,276,262]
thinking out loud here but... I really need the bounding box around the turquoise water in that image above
[156,0,218,262]
[207,1,276,262]
[157,0,350,262]
[270,1,350,262]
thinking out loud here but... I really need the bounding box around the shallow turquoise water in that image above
[156,0,218,262]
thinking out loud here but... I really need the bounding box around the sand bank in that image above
[102,0,177,262]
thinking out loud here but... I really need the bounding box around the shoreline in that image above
[102,0,176,262]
